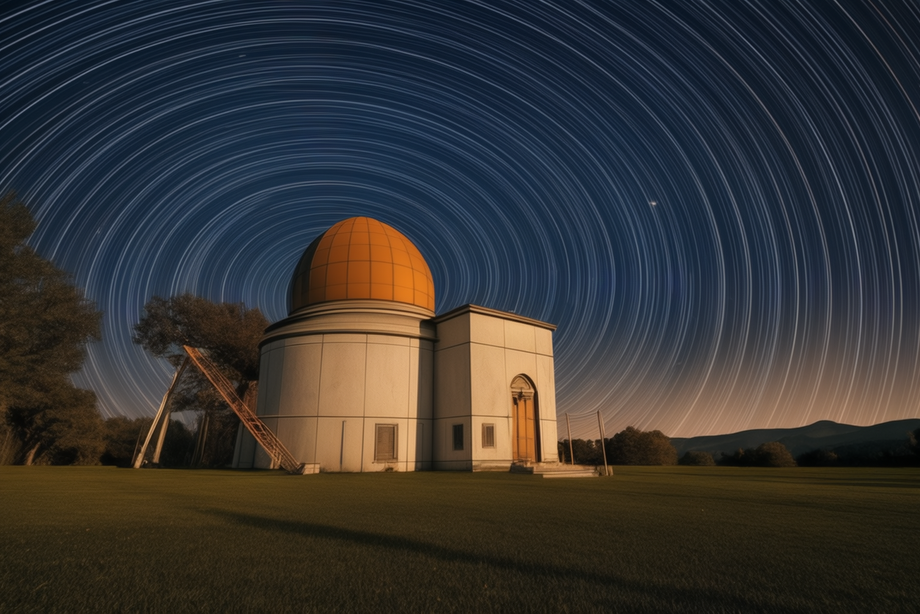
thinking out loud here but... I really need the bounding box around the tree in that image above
[8,384,104,465]
[0,422,16,465]
[718,448,748,466]
[752,442,796,467]
[607,427,642,465]
[719,442,796,467]
[607,427,678,465]
[1,191,103,464]
[558,439,603,465]
[796,449,838,467]
[133,293,265,379]
[133,293,268,467]
[679,450,715,466]
[102,415,195,467]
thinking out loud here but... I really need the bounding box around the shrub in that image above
[679,451,715,466]
[719,442,796,467]
[796,449,838,467]
[607,427,678,465]
[753,442,796,467]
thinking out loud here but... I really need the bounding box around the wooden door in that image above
[512,394,536,461]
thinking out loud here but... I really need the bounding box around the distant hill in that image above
[670,418,920,458]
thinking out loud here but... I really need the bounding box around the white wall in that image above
[431,311,472,469]
[236,305,435,472]
[433,305,559,470]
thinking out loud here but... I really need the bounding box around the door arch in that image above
[510,375,540,462]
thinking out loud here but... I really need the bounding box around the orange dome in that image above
[289,217,435,314]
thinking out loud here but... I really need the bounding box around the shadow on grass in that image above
[204,508,763,611]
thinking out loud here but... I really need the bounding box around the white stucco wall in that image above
[234,301,435,472]
[432,305,559,470]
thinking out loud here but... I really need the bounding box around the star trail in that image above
[2,1,920,439]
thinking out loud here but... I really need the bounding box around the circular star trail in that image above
[3,1,920,438]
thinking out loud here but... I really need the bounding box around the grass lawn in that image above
[1,466,917,613]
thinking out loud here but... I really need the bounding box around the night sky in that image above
[3,1,920,439]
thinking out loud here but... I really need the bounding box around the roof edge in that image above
[432,304,557,331]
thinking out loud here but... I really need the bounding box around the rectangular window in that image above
[452,424,464,451]
[482,423,495,448]
[375,424,397,461]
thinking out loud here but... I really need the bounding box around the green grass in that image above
[1,466,918,613]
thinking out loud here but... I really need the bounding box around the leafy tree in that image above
[607,427,678,465]
[102,415,195,467]
[718,448,748,466]
[607,427,642,465]
[679,450,715,466]
[796,449,838,467]
[7,383,104,465]
[0,421,17,465]
[133,293,268,467]
[133,293,265,379]
[101,416,148,466]
[1,191,103,464]
[559,439,603,465]
[719,442,796,467]
[753,442,796,467]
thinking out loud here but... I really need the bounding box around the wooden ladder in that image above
[183,345,306,474]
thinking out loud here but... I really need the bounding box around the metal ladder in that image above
[183,345,306,474]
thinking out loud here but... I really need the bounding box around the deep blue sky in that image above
[3,1,920,438]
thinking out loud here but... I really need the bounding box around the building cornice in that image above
[262,299,437,347]
[431,304,557,331]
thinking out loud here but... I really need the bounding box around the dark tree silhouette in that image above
[1,191,103,465]
[753,442,796,467]
[133,293,268,467]
[679,451,716,466]
[719,442,796,467]
[607,427,678,465]
[558,439,603,465]
[101,415,195,467]
[133,293,266,380]
[796,449,838,467]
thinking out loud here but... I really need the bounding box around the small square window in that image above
[482,424,495,448]
[452,424,464,451]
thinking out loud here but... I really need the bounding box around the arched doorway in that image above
[510,375,539,462]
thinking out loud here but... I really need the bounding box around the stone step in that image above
[510,462,602,477]
[542,469,598,478]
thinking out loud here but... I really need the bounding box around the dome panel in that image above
[371,261,393,283]
[392,250,411,267]
[327,262,347,285]
[327,284,347,301]
[325,246,343,263]
[289,217,435,314]
[394,286,414,303]
[350,261,371,284]
[310,266,326,289]
[371,283,393,300]
[350,243,370,260]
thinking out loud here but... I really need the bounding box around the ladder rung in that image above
[183,345,304,474]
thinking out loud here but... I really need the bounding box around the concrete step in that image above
[510,462,603,478]
[509,463,535,474]
[542,469,598,478]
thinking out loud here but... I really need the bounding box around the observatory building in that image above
[232,217,559,472]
